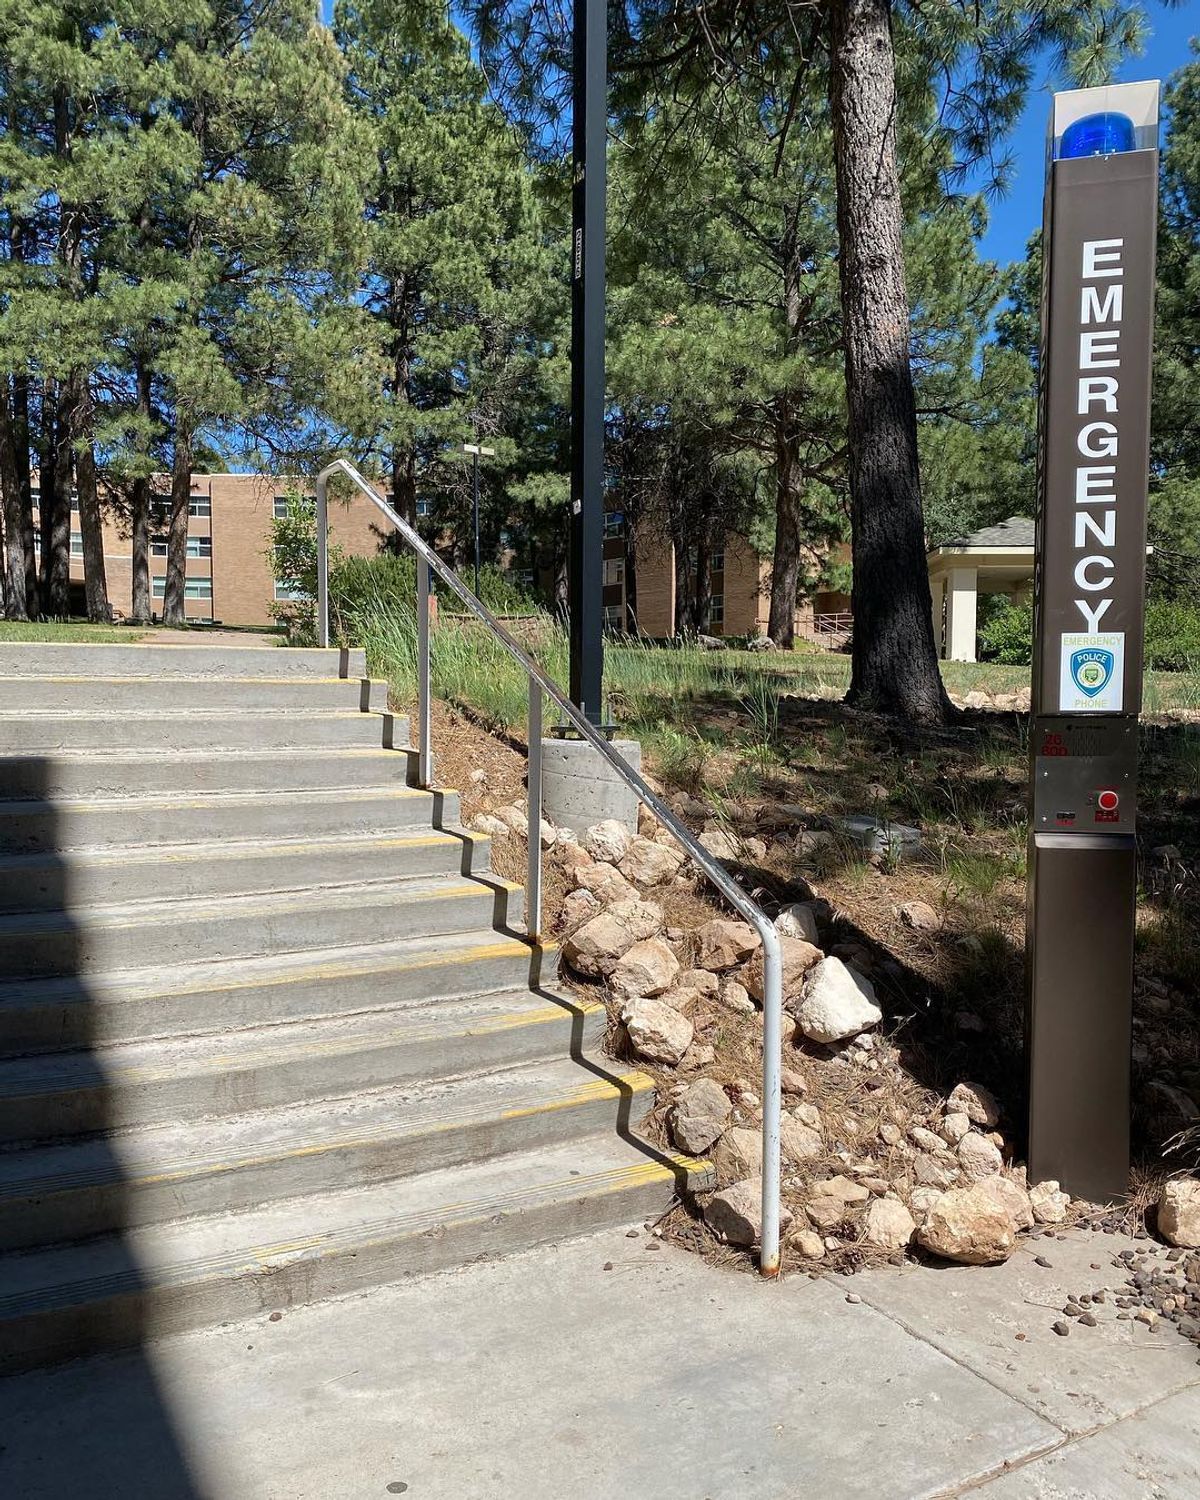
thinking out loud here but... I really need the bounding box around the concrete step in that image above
[0,1134,707,1371]
[0,644,365,679]
[0,873,522,983]
[0,710,404,754]
[0,675,386,714]
[0,747,416,800]
[0,981,579,1143]
[0,1055,650,1250]
[0,930,556,1053]
[0,826,488,914]
[0,784,457,855]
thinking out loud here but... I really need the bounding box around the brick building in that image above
[603,515,853,645]
[37,473,385,626]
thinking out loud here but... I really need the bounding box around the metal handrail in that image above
[314,458,785,1276]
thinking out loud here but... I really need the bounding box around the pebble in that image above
[1034,1255,1052,1268]
[846,1293,862,1304]
[1079,1312,1098,1327]
[626,1229,639,1238]
[1053,1320,1070,1337]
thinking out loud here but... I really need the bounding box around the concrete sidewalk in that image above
[2,1223,1198,1499]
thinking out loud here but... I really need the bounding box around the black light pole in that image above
[568,0,605,725]
[463,442,494,598]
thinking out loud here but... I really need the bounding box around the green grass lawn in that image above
[0,620,142,644]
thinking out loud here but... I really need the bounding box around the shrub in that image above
[1144,601,1200,673]
[977,596,1032,665]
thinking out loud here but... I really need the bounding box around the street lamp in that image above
[462,442,495,598]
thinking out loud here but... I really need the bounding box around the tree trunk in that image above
[162,421,192,626]
[693,531,712,634]
[829,0,951,722]
[130,355,153,623]
[12,371,38,616]
[0,379,29,619]
[672,532,689,636]
[71,374,110,622]
[768,409,802,647]
[39,383,73,617]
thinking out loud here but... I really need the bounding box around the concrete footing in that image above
[540,737,642,834]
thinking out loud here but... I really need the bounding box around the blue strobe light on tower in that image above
[1059,111,1136,159]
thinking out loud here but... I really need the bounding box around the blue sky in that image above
[976,4,1198,270]
[326,0,1196,275]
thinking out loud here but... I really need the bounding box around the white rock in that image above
[861,1197,916,1251]
[789,1228,825,1260]
[719,978,756,1015]
[913,1153,959,1188]
[494,803,528,833]
[705,1177,791,1247]
[975,1174,1034,1231]
[909,1186,942,1217]
[911,1126,950,1156]
[693,918,760,971]
[939,1111,972,1145]
[775,902,820,945]
[958,1132,1003,1181]
[948,1081,1001,1128]
[680,1041,716,1072]
[899,899,940,932]
[713,1127,763,1180]
[611,937,680,999]
[562,899,663,977]
[678,967,719,997]
[746,935,822,1002]
[917,1185,1017,1265]
[573,861,639,907]
[619,837,684,887]
[620,994,693,1066]
[559,888,601,930]
[672,1078,732,1155]
[581,819,632,864]
[794,957,882,1043]
[468,813,509,837]
[780,1118,823,1163]
[1157,1178,1200,1248]
[805,1175,870,1232]
[1029,1179,1070,1225]
[780,1065,808,1095]
[699,828,742,862]
[794,1102,821,1129]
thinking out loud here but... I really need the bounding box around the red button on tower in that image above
[1097,789,1120,813]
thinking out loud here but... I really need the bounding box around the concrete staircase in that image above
[0,643,701,1372]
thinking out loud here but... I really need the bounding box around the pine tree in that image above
[333,3,556,539]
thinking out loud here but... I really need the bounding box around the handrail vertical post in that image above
[759,928,784,1277]
[526,680,543,943]
[416,556,432,788]
[315,476,330,650]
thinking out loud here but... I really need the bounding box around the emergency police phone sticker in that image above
[1059,632,1124,712]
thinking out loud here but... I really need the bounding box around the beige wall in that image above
[59,473,387,626]
[632,528,817,641]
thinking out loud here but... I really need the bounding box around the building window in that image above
[416,498,432,518]
[152,577,213,600]
[603,512,624,538]
[151,537,211,559]
[603,603,625,630]
[711,549,725,573]
[514,569,534,588]
[70,532,83,556]
[602,557,624,586]
[274,578,308,602]
[188,495,211,517]
[273,494,313,518]
[710,594,724,626]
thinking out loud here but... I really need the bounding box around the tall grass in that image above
[342,587,1200,741]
